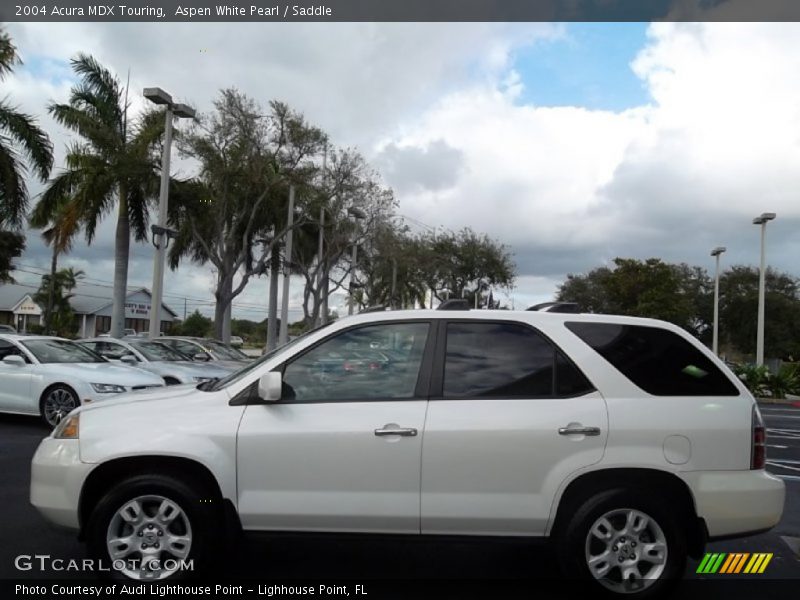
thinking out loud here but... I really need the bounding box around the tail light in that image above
[751,405,766,470]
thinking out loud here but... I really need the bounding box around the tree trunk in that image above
[214,269,234,342]
[45,245,58,332]
[266,249,280,351]
[320,261,329,325]
[110,185,130,338]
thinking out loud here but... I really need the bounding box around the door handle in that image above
[374,427,418,437]
[558,426,601,436]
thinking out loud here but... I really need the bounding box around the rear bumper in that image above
[681,470,785,538]
[30,437,93,530]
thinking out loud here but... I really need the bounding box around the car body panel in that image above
[28,310,784,547]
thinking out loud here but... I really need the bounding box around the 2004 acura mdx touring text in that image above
[30,306,785,596]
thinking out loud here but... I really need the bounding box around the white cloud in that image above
[6,22,800,320]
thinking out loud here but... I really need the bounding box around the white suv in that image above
[30,308,785,593]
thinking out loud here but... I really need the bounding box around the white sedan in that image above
[0,334,165,427]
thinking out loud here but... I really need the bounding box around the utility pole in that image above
[183,298,187,321]
[279,186,295,346]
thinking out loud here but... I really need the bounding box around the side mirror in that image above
[120,355,138,365]
[257,372,283,403]
[2,355,25,366]
[194,352,211,362]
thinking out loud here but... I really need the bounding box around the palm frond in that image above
[0,30,19,80]
[0,99,53,179]
[0,142,27,228]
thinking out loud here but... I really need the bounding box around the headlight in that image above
[192,376,216,383]
[90,383,127,393]
[53,414,79,439]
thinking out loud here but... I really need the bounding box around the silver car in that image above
[78,338,235,385]
[155,336,252,370]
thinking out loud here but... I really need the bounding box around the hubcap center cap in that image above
[142,530,159,544]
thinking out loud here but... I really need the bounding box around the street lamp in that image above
[347,206,367,315]
[752,212,776,366]
[144,87,195,339]
[710,246,726,356]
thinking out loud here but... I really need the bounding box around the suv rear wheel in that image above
[86,474,218,580]
[557,489,686,598]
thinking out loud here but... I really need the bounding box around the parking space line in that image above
[766,461,800,473]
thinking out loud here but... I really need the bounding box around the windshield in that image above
[205,340,248,361]
[131,341,188,362]
[23,339,106,364]
[207,327,324,391]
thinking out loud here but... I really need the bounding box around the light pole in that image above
[279,185,296,346]
[752,212,776,366]
[144,87,195,339]
[347,206,367,315]
[710,246,726,356]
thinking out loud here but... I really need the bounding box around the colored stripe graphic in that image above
[696,552,771,574]
[719,553,738,574]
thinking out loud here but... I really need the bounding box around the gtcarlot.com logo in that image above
[14,554,194,574]
[696,552,773,574]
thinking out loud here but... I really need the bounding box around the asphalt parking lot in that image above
[0,403,798,595]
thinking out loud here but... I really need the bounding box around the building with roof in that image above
[0,283,178,336]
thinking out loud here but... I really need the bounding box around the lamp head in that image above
[710,246,726,257]
[753,212,776,225]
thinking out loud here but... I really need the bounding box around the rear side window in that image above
[443,322,593,399]
[566,322,740,397]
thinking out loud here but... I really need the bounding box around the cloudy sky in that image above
[5,21,800,321]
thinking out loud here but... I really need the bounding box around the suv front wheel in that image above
[557,488,687,598]
[86,474,218,580]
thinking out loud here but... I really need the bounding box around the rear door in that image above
[421,319,608,536]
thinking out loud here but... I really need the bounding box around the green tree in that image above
[33,267,84,336]
[0,29,53,281]
[179,310,213,337]
[37,54,165,339]
[557,258,711,336]
[421,228,516,306]
[718,265,800,359]
[168,90,326,342]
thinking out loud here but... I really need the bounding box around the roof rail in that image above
[359,305,387,314]
[526,302,581,313]
[437,299,470,311]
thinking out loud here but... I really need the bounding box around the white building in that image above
[0,283,178,336]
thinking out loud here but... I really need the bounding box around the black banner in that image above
[2,0,800,23]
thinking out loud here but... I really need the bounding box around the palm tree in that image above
[0,30,53,227]
[33,266,84,336]
[39,54,164,338]
[29,190,82,331]
[0,29,53,282]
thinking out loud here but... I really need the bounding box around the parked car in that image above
[31,309,784,592]
[0,324,17,333]
[122,328,137,337]
[77,338,235,385]
[156,336,251,370]
[229,335,244,347]
[0,334,164,427]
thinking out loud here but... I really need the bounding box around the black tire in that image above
[557,488,687,599]
[86,474,221,581]
[39,384,79,428]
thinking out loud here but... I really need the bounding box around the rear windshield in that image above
[565,322,740,397]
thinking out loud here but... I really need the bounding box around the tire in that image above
[86,474,220,581]
[39,384,79,428]
[557,488,687,599]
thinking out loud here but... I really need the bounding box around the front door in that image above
[0,340,33,413]
[237,320,433,533]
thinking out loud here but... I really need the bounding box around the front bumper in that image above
[681,469,785,538]
[30,437,94,530]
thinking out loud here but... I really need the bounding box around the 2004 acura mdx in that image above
[30,307,785,595]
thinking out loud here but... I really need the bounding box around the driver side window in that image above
[282,322,430,403]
